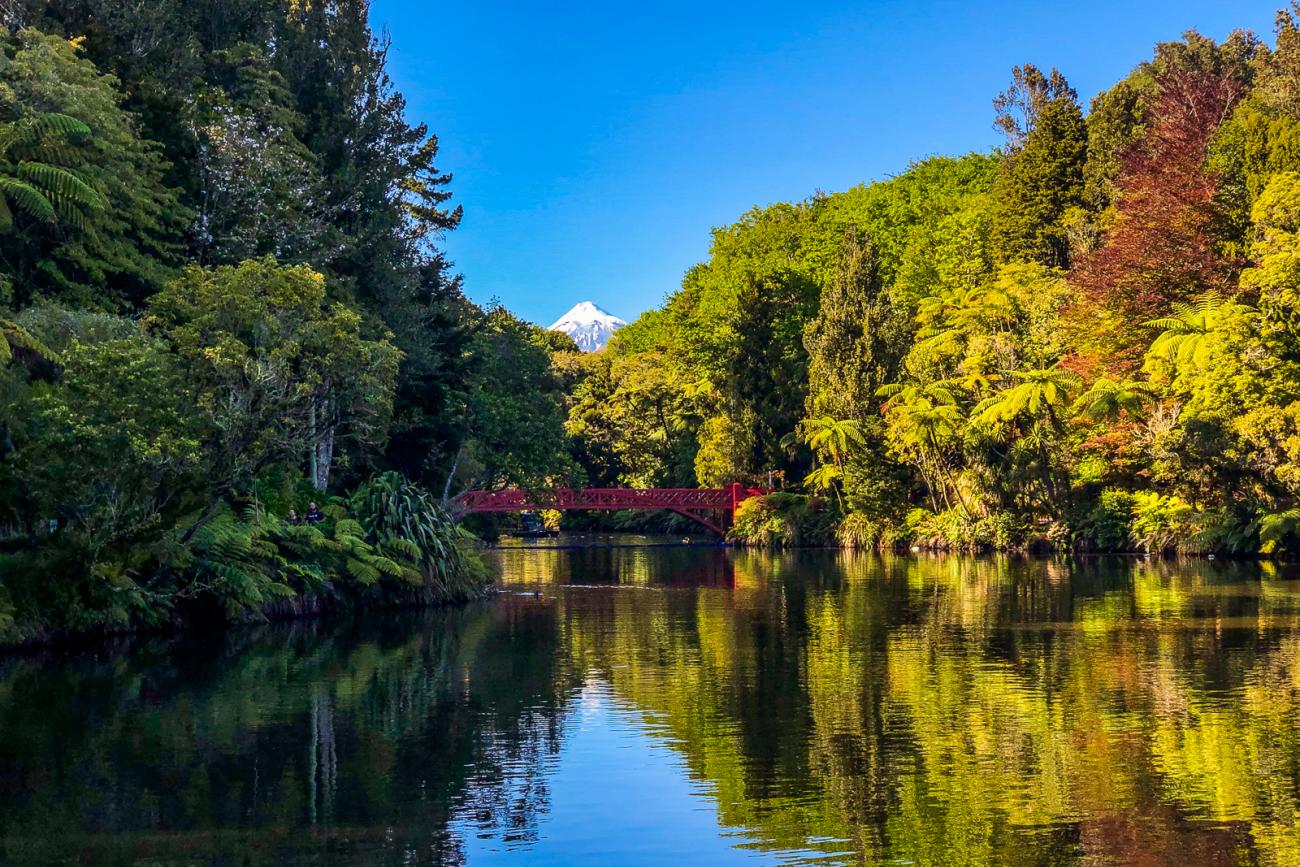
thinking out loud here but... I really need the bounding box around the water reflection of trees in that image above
[0,603,579,864]
[5,554,1300,865]
[554,552,1300,866]
[492,544,737,587]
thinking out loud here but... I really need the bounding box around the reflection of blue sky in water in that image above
[454,679,841,866]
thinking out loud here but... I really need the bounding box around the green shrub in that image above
[1129,491,1196,554]
[836,512,884,548]
[349,472,491,602]
[902,508,1026,552]
[1074,489,1134,552]
[730,493,837,547]
[0,472,493,645]
[1191,507,1256,555]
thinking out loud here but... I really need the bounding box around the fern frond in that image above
[14,113,91,147]
[345,557,381,585]
[17,162,104,208]
[0,177,55,222]
[333,518,365,538]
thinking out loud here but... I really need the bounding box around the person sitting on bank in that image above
[305,502,324,525]
[287,509,302,526]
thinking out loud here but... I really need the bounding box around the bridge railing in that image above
[453,485,757,513]
[450,485,773,538]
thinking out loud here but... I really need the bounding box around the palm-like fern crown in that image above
[798,415,864,463]
[1143,293,1253,372]
[0,112,105,231]
[972,365,1082,425]
[1071,377,1153,421]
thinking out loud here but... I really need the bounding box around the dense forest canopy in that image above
[0,0,573,642]
[562,9,1300,555]
[5,2,1300,642]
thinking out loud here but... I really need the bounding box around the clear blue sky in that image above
[370,0,1279,327]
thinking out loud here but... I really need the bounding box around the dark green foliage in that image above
[0,29,188,309]
[804,234,904,421]
[989,66,1088,268]
[802,234,910,516]
[382,272,479,488]
[440,308,574,497]
[1073,489,1135,552]
[351,472,489,601]
[0,112,102,230]
[0,2,583,643]
[727,271,817,478]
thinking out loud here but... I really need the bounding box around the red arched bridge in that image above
[453,484,766,535]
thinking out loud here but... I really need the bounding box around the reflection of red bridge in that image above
[453,484,765,535]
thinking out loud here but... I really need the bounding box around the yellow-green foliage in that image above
[730,493,837,548]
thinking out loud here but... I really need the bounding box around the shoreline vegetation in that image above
[6,4,1300,645]
[565,16,1300,563]
[0,5,571,647]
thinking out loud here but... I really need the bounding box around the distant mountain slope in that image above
[548,301,626,351]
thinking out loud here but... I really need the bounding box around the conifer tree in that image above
[989,65,1088,268]
[804,234,906,420]
[802,234,910,513]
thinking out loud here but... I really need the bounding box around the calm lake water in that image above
[5,542,1300,865]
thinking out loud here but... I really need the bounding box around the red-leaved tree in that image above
[1069,63,1245,369]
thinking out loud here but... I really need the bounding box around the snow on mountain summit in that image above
[548,301,626,352]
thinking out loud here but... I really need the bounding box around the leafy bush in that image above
[1073,489,1135,552]
[349,472,490,602]
[902,508,1026,552]
[1128,491,1196,554]
[1191,507,1256,555]
[0,473,492,645]
[836,512,884,548]
[730,493,837,547]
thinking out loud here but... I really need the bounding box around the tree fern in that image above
[0,112,103,233]
[1261,508,1300,554]
[1143,293,1253,374]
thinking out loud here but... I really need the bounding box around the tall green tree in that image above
[989,65,1088,268]
[145,257,400,507]
[726,271,817,480]
[0,29,188,309]
[803,234,906,420]
[191,43,331,265]
[802,233,910,514]
[440,308,571,498]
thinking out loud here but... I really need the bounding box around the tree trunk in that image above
[916,456,940,513]
[441,443,464,504]
[309,395,335,492]
[308,402,318,489]
[313,425,334,492]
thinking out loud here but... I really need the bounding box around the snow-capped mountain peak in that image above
[548,301,626,352]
